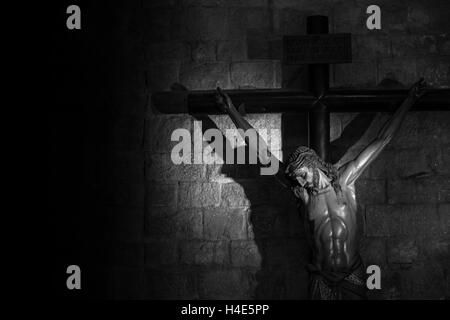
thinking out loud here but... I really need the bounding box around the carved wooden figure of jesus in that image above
[215,79,427,300]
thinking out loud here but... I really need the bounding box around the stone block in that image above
[389,35,439,58]
[407,204,442,236]
[226,8,249,40]
[366,204,441,237]
[391,112,450,148]
[273,59,282,88]
[179,62,231,90]
[355,178,386,205]
[178,182,221,208]
[231,61,277,89]
[420,1,450,33]
[333,0,368,34]
[273,0,333,13]
[360,237,387,267]
[146,41,190,62]
[388,176,450,204]
[198,269,256,299]
[352,34,391,60]
[405,2,433,33]
[365,205,397,237]
[247,36,270,60]
[145,207,203,239]
[438,203,449,235]
[386,238,419,265]
[437,146,450,174]
[203,207,248,240]
[370,147,441,179]
[230,240,262,267]
[190,41,217,62]
[333,60,378,88]
[227,0,268,6]
[179,0,267,6]
[220,182,251,208]
[416,57,450,88]
[217,40,247,61]
[330,113,342,142]
[179,240,230,265]
[243,8,273,35]
[145,153,204,182]
[397,261,447,299]
[172,7,229,41]
[378,58,418,87]
[145,114,193,153]
[438,34,450,55]
[420,237,449,260]
[275,8,306,36]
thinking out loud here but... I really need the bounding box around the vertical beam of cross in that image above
[307,16,330,162]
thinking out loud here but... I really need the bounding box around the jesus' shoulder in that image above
[336,162,358,201]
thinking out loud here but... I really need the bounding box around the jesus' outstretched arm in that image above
[215,87,291,188]
[339,78,427,186]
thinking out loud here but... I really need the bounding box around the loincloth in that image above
[307,256,368,300]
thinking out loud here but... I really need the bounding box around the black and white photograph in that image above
[48,0,449,306]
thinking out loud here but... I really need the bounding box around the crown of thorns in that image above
[286,146,322,173]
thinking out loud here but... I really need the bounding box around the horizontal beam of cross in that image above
[152,88,450,114]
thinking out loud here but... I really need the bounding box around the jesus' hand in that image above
[215,87,235,113]
[408,78,427,100]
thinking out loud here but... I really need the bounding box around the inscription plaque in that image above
[283,34,352,65]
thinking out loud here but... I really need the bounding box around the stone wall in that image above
[79,0,449,299]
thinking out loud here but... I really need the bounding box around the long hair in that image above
[285,146,341,196]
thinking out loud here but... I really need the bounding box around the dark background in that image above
[48,0,449,299]
[49,0,114,298]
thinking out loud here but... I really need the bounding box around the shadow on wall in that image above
[188,108,378,299]
[191,113,309,299]
[167,77,409,299]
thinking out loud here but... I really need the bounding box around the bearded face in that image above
[286,146,341,198]
[292,166,314,187]
[288,166,322,196]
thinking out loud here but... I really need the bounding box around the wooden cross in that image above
[152,15,450,162]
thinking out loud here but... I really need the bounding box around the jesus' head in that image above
[285,146,341,197]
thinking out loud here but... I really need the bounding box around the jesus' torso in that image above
[301,181,359,272]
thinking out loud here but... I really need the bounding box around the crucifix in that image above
[152,16,450,300]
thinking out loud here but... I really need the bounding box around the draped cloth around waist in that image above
[307,256,368,300]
